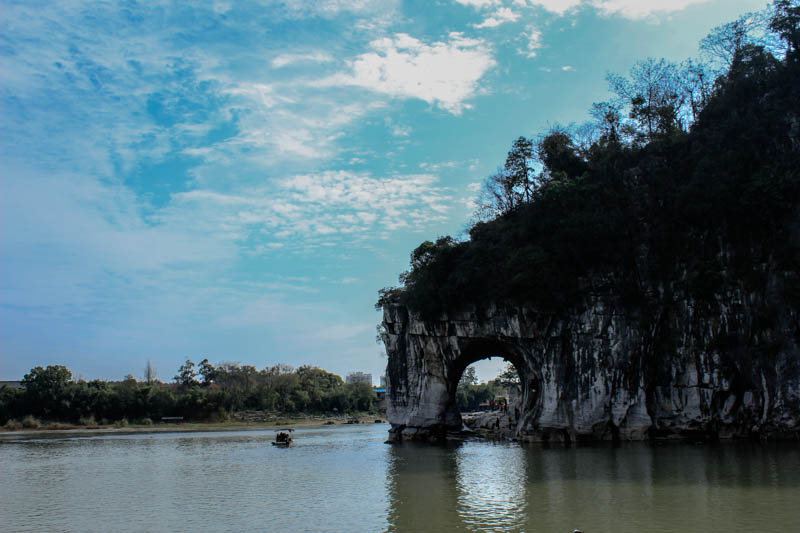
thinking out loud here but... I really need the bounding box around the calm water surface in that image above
[1,424,798,532]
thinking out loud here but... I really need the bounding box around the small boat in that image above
[271,428,294,446]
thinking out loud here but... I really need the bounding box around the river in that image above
[1,424,798,532]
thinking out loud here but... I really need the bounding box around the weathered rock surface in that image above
[461,410,519,439]
[381,282,800,442]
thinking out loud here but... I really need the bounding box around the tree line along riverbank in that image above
[1,361,381,430]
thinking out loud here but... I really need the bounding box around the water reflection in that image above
[385,441,461,531]
[385,441,533,531]
[385,440,800,532]
[456,442,527,531]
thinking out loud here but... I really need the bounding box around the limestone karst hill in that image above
[378,5,800,442]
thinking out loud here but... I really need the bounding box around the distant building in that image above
[346,372,372,385]
[380,375,386,388]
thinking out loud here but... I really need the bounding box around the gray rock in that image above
[380,284,800,442]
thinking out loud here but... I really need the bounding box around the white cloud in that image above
[391,124,412,137]
[218,82,387,160]
[474,7,520,28]
[590,0,711,19]
[419,160,459,171]
[524,26,543,57]
[385,117,412,137]
[167,170,451,247]
[518,0,582,15]
[317,32,495,114]
[561,65,574,71]
[454,0,500,8]
[271,51,334,68]
[279,0,400,18]
[516,0,711,18]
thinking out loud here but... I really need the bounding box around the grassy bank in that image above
[1,413,385,436]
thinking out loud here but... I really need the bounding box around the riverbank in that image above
[0,413,385,438]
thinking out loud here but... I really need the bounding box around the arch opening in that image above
[446,338,541,438]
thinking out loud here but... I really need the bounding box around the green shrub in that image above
[114,418,129,428]
[208,409,229,423]
[139,417,153,425]
[4,419,22,430]
[21,415,41,429]
[79,416,97,426]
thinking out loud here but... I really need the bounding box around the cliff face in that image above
[381,274,800,442]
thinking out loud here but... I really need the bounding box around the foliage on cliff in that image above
[380,2,800,318]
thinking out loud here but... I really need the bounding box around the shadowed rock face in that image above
[380,287,800,442]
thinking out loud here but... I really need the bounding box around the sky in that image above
[0,0,767,384]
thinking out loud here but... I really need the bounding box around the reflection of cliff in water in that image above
[384,441,800,532]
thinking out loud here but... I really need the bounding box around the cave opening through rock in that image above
[446,338,540,435]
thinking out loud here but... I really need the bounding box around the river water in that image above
[1,424,798,532]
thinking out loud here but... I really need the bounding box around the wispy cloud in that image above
[271,51,335,68]
[215,82,387,161]
[514,0,582,15]
[419,161,458,171]
[474,7,520,28]
[385,117,412,137]
[591,0,712,19]
[164,170,451,250]
[524,26,544,57]
[454,0,501,8]
[514,0,712,18]
[275,0,401,19]
[391,124,412,137]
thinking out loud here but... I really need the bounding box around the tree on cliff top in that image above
[476,137,538,219]
[770,0,800,59]
[380,1,800,318]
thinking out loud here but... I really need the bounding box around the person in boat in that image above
[274,428,294,444]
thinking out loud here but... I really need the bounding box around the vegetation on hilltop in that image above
[378,1,800,319]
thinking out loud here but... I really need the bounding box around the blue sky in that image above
[0,0,765,383]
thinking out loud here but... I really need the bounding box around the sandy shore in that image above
[0,415,386,438]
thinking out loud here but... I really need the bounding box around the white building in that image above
[346,372,372,385]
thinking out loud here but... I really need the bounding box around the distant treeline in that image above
[456,365,519,412]
[0,360,378,426]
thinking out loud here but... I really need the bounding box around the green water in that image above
[1,425,798,532]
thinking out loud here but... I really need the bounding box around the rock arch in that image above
[379,298,800,442]
[380,303,589,442]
